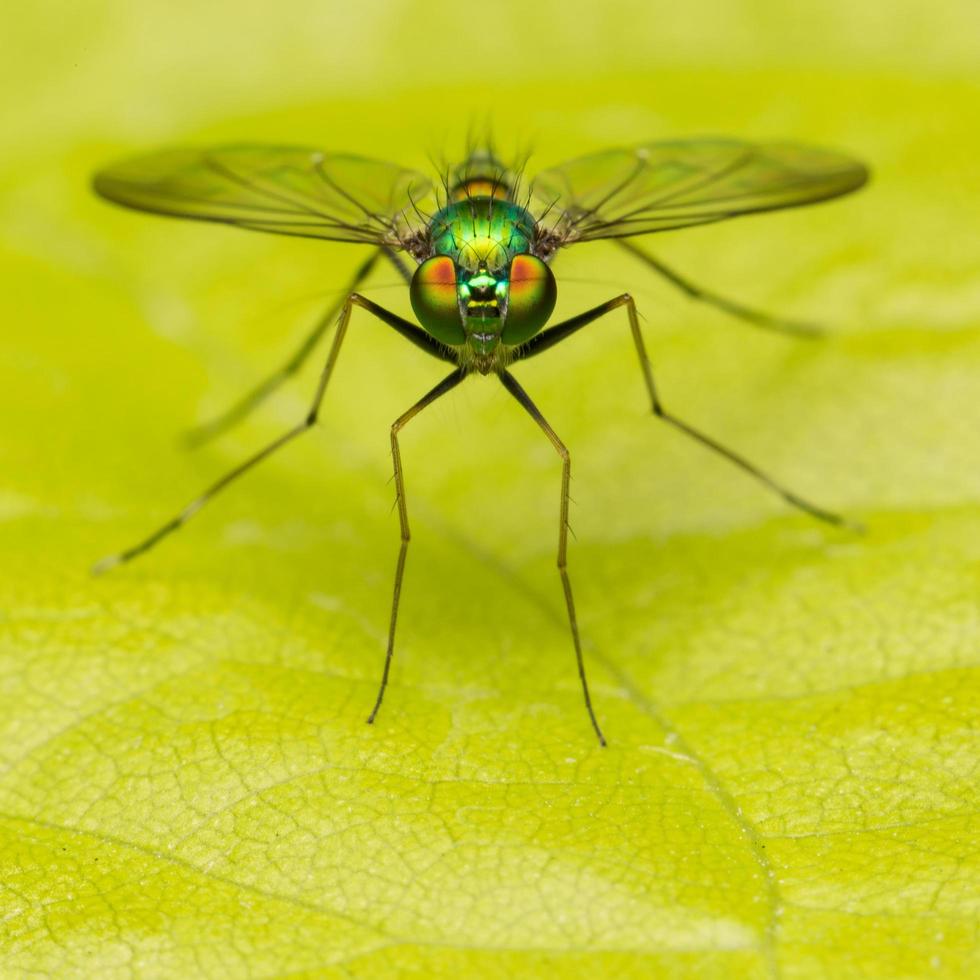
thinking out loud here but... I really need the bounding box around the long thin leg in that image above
[518,294,857,530]
[367,368,468,725]
[616,239,822,338]
[499,369,606,747]
[184,248,413,447]
[94,293,456,574]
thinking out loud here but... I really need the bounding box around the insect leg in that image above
[94,293,456,574]
[184,247,413,447]
[367,367,468,726]
[498,369,607,747]
[616,239,822,338]
[516,294,857,530]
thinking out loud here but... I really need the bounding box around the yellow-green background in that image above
[2,2,978,977]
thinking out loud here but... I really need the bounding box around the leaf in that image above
[2,6,980,978]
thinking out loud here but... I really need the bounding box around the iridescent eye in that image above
[410,256,465,346]
[501,254,557,345]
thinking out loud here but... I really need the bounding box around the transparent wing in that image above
[92,145,433,247]
[531,139,869,244]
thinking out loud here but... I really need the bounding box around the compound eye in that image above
[410,256,465,345]
[501,254,557,345]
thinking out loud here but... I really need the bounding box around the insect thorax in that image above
[429,199,535,275]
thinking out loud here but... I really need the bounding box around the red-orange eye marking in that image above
[420,254,456,287]
[509,253,539,282]
[410,255,465,346]
[502,254,557,345]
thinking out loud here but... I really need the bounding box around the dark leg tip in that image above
[91,554,122,577]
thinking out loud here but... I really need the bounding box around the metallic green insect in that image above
[93,137,869,745]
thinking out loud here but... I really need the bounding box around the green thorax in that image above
[429,198,535,276]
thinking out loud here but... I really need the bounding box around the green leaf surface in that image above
[2,2,979,977]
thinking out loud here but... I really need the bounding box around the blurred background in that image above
[3,0,980,753]
[3,0,978,550]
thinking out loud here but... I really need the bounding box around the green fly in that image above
[92,138,869,745]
